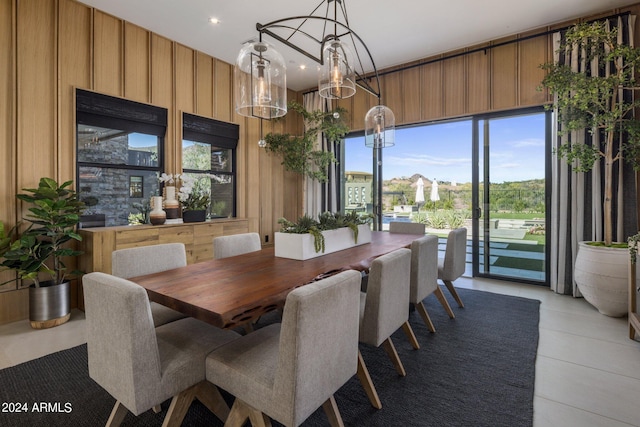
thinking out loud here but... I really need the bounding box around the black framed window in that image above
[76,89,167,227]
[182,113,238,218]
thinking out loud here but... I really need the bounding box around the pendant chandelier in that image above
[236,0,396,232]
[235,0,391,117]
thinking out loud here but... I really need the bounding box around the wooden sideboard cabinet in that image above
[77,218,250,309]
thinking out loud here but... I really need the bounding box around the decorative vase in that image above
[182,209,206,223]
[164,186,180,219]
[149,196,166,225]
[29,281,70,329]
[574,241,628,317]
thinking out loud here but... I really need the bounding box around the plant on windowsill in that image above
[262,101,349,183]
[275,212,373,260]
[539,21,640,316]
[0,177,85,328]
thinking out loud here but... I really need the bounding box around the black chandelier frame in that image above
[254,0,382,101]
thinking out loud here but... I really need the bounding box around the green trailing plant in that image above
[0,178,85,287]
[540,21,640,246]
[278,212,372,253]
[263,101,349,183]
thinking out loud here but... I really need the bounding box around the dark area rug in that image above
[0,287,540,427]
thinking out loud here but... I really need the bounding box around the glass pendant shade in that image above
[365,105,395,148]
[318,40,356,99]
[235,41,287,119]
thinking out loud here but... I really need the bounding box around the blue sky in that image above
[344,112,546,183]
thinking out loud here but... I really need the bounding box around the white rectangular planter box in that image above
[275,224,372,260]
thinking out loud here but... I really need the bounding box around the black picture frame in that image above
[129,175,143,198]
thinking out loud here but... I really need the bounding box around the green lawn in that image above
[488,212,544,220]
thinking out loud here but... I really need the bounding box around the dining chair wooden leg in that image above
[322,395,345,427]
[194,381,231,422]
[401,320,420,349]
[382,337,406,377]
[162,384,198,427]
[356,350,382,409]
[224,398,271,427]
[443,279,464,308]
[415,302,436,332]
[152,405,162,414]
[106,401,128,427]
[225,399,272,427]
[434,287,455,318]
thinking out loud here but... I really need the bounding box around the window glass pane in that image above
[178,172,234,218]
[78,166,160,227]
[182,140,211,171]
[78,124,159,167]
[211,147,232,172]
[211,174,234,217]
[344,136,373,214]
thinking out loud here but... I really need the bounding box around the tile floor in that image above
[0,277,639,426]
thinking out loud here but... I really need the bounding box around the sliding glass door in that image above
[472,108,551,284]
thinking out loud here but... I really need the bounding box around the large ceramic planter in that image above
[29,281,71,329]
[574,241,628,317]
[275,224,372,260]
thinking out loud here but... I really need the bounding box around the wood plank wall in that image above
[0,0,636,324]
[0,0,302,324]
[332,5,640,132]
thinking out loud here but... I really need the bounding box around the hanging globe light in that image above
[234,41,287,119]
[318,40,356,99]
[364,105,395,148]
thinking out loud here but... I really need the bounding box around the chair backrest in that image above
[274,270,361,427]
[83,272,161,414]
[442,227,467,281]
[389,221,425,235]
[410,235,439,304]
[213,232,261,259]
[112,243,187,278]
[360,248,412,347]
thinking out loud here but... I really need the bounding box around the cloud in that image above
[512,138,544,148]
[386,154,471,167]
[495,162,522,169]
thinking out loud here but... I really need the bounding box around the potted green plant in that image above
[0,177,85,328]
[263,101,349,183]
[178,174,211,222]
[275,211,372,260]
[540,21,640,316]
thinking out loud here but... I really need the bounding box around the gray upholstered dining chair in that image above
[213,232,263,331]
[83,272,240,427]
[389,221,425,235]
[205,269,362,427]
[410,235,455,332]
[357,248,414,410]
[438,227,467,308]
[213,232,261,259]
[111,243,187,327]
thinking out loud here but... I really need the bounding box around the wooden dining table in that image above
[130,231,420,329]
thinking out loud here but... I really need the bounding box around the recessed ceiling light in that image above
[209,17,220,25]
[299,64,307,70]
